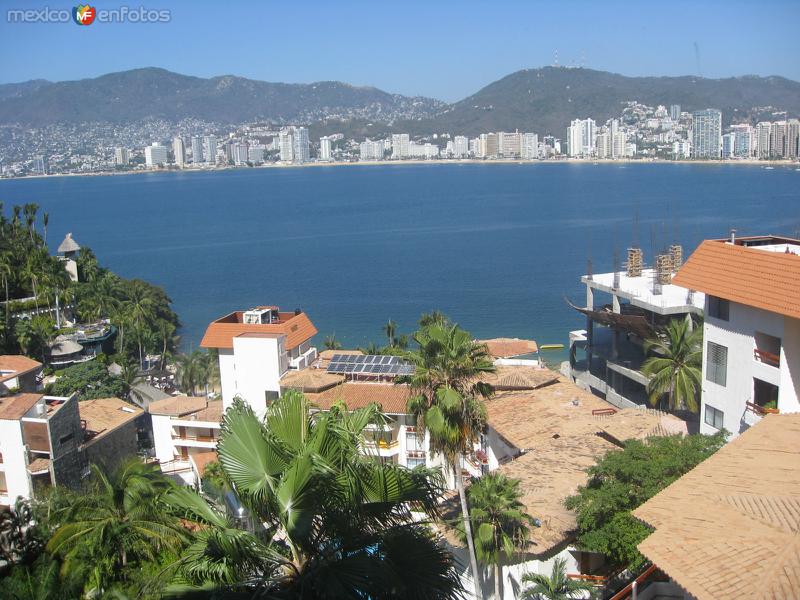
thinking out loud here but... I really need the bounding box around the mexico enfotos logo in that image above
[7,5,171,24]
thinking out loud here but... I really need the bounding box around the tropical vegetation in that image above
[460,472,536,599]
[165,392,463,598]
[521,556,596,600]
[641,318,703,412]
[406,313,495,598]
[564,433,725,570]
[0,203,179,368]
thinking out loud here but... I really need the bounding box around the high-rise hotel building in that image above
[691,109,722,159]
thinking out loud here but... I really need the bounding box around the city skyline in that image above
[1,0,798,101]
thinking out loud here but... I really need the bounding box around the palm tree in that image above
[165,392,462,598]
[323,332,342,350]
[383,319,398,347]
[462,473,536,599]
[641,318,702,412]
[175,350,209,396]
[46,459,186,595]
[0,250,13,337]
[42,212,49,245]
[118,360,146,406]
[121,279,156,366]
[406,319,496,599]
[521,557,595,599]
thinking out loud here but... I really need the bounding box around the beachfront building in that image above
[391,134,410,159]
[191,136,204,164]
[0,356,42,396]
[319,136,333,161]
[359,139,385,161]
[691,109,722,159]
[144,143,168,167]
[200,306,318,412]
[567,118,596,158]
[521,133,538,159]
[114,147,129,166]
[203,136,217,165]
[0,393,142,508]
[567,245,704,409]
[172,136,186,166]
[671,234,800,436]
[631,414,799,600]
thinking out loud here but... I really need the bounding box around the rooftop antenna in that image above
[553,50,560,68]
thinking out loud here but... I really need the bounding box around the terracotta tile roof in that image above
[148,396,208,417]
[306,383,412,414]
[478,365,559,391]
[673,240,800,319]
[190,450,218,477]
[281,369,345,393]
[0,355,42,384]
[479,338,538,358]
[192,400,224,423]
[200,310,317,351]
[79,397,142,444]
[0,393,43,420]
[486,378,687,557]
[633,414,800,600]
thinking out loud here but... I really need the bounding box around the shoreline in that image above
[3,156,799,182]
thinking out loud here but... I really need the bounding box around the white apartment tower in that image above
[203,136,217,165]
[453,135,469,158]
[755,122,772,159]
[691,109,722,159]
[191,136,204,164]
[391,134,410,159]
[567,118,596,157]
[172,137,186,167]
[114,147,129,166]
[144,143,168,167]
[319,136,332,161]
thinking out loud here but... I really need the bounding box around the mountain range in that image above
[1,67,799,136]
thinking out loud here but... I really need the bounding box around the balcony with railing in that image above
[172,427,218,448]
[363,427,401,456]
[754,332,781,368]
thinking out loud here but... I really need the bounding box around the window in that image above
[265,390,279,404]
[406,457,426,469]
[708,296,729,321]
[59,432,74,445]
[704,405,724,430]
[706,342,728,386]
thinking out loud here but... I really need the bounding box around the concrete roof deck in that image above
[582,269,705,315]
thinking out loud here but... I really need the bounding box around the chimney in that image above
[294,308,302,316]
[729,228,737,244]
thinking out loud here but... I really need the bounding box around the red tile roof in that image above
[673,240,800,319]
[200,310,317,351]
[0,355,42,384]
[0,393,43,420]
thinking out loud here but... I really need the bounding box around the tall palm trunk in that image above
[455,458,482,599]
[495,562,502,599]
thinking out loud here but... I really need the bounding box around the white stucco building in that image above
[200,306,318,414]
[673,234,800,436]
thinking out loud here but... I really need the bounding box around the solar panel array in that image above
[327,354,415,376]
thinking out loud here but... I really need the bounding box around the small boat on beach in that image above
[539,344,565,351]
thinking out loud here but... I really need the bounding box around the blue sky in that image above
[1,0,798,101]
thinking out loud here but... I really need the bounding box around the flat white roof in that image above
[582,268,705,315]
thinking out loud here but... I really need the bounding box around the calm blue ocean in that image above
[2,163,798,361]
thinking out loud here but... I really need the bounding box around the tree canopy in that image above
[564,433,725,570]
